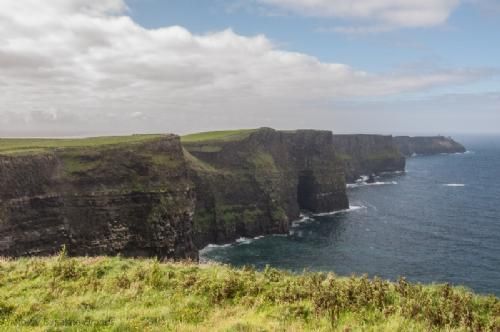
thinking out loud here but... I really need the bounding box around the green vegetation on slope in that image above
[0,135,164,155]
[181,129,256,143]
[365,149,402,161]
[0,255,498,331]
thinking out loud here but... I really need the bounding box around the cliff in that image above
[332,135,406,182]
[182,128,348,248]
[0,129,350,258]
[0,135,197,260]
[0,129,466,259]
[394,136,466,157]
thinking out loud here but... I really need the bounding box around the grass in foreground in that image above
[0,135,164,155]
[0,254,498,331]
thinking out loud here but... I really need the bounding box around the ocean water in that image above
[200,136,500,296]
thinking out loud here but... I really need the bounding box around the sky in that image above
[0,0,499,137]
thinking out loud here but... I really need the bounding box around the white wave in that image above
[450,151,473,155]
[438,151,471,156]
[313,205,366,217]
[235,235,267,245]
[356,175,369,183]
[347,181,397,188]
[199,234,266,253]
[291,214,314,226]
[443,183,465,187]
[204,243,232,249]
[199,243,232,255]
[235,237,253,245]
[453,150,474,155]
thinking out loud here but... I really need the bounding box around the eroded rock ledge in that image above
[0,128,465,259]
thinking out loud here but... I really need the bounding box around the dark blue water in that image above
[201,136,500,296]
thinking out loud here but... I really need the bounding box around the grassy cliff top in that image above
[181,129,256,143]
[0,255,498,331]
[0,134,166,155]
[181,128,334,144]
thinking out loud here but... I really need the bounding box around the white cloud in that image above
[0,0,492,135]
[258,0,460,31]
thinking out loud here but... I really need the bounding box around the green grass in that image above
[181,130,256,143]
[0,254,498,331]
[0,135,165,155]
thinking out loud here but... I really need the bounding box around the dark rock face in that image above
[394,136,466,157]
[332,135,406,182]
[184,128,348,248]
[0,136,198,260]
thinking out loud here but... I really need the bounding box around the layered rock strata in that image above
[183,128,348,248]
[0,136,197,260]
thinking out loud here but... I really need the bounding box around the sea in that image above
[200,135,500,296]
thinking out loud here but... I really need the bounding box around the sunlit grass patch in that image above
[0,134,164,155]
[0,254,498,331]
[181,129,256,143]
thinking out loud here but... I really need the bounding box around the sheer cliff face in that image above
[394,136,466,157]
[2,129,463,259]
[183,128,349,248]
[0,129,351,258]
[332,135,406,182]
[0,136,198,260]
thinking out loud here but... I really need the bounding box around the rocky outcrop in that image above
[332,135,406,182]
[183,128,348,248]
[0,136,198,260]
[394,136,466,157]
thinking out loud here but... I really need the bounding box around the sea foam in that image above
[312,205,366,217]
[199,243,232,256]
[235,236,265,245]
[347,181,398,188]
[200,234,267,254]
[291,214,314,227]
